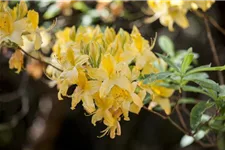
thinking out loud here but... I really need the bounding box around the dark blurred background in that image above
[1,1,225,150]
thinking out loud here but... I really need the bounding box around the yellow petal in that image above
[131,93,143,107]
[100,54,116,76]
[130,103,141,114]
[85,80,101,95]
[103,110,115,127]
[18,0,28,19]
[121,101,130,121]
[87,68,107,81]
[114,76,132,93]
[34,32,42,50]
[175,13,189,29]
[153,95,171,115]
[27,10,39,29]
[99,79,114,98]
[58,80,70,100]
[151,84,174,98]
[71,86,83,109]
[91,109,104,126]
[82,95,96,113]
[9,49,24,73]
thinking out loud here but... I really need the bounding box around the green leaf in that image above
[43,4,61,19]
[214,116,225,121]
[156,53,180,72]
[219,85,225,99]
[178,98,197,104]
[209,119,224,131]
[187,64,225,75]
[193,79,220,92]
[182,85,208,95]
[217,132,225,150]
[155,82,180,89]
[143,93,151,105]
[72,1,90,12]
[181,50,194,74]
[142,72,172,84]
[172,50,198,66]
[183,73,209,80]
[183,74,220,92]
[205,88,218,100]
[158,36,175,57]
[190,101,214,130]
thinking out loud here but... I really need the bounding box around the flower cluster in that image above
[147,0,215,31]
[47,26,174,138]
[0,1,42,49]
[0,1,48,73]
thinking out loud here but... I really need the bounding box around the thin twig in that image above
[182,104,190,117]
[194,10,225,36]
[19,48,63,72]
[142,106,168,119]
[176,105,188,131]
[195,140,216,148]
[143,106,217,148]
[168,117,188,135]
[204,15,224,84]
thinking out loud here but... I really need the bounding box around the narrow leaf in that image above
[178,98,197,104]
[183,75,220,92]
[158,36,175,57]
[219,85,225,99]
[193,79,220,92]
[182,86,208,95]
[190,101,214,130]
[181,50,194,74]
[142,72,172,84]
[187,64,225,75]
[156,53,180,72]
[183,73,209,80]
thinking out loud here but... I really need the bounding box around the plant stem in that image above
[194,10,225,36]
[204,15,224,85]
[168,117,188,134]
[19,48,63,72]
[176,105,188,131]
[142,106,168,119]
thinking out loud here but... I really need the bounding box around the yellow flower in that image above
[139,80,174,115]
[23,10,42,50]
[91,93,122,139]
[71,71,101,113]
[88,54,132,98]
[48,25,172,139]
[0,1,44,50]
[147,0,214,31]
[186,0,215,12]
[9,49,24,73]
[130,26,157,70]
[0,7,27,45]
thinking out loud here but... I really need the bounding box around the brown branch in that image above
[204,15,224,85]
[19,48,63,72]
[142,106,168,119]
[143,105,217,148]
[194,10,225,36]
[167,117,188,135]
[182,104,190,116]
[176,105,188,131]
